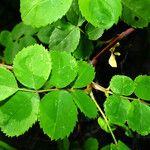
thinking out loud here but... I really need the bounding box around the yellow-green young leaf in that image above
[134,75,150,100]
[122,0,150,28]
[48,51,77,88]
[49,23,80,53]
[78,0,122,29]
[0,91,40,137]
[83,137,99,150]
[104,95,131,126]
[71,91,97,118]
[98,117,116,133]
[39,91,77,140]
[127,100,150,135]
[0,67,18,101]
[20,0,73,28]
[110,75,135,96]
[73,61,95,88]
[37,25,54,44]
[85,23,104,40]
[11,22,38,40]
[13,44,51,89]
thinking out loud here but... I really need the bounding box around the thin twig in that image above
[90,92,118,145]
[0,64,13,70]
[91,28,135,66]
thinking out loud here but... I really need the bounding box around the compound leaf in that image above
[13,44,51,89]
[37,25,54,44]
[127,100,150,135]
[110,75,135,96]
[0,91,40,136]
[85,24,104,40]
[134,75,150,100]
[73,61,95,88]
[0,67,18,101]
[48,51,77,88]
[39,90,77,140]
[104,95,131,126]
[78,0,122,29]
[66,0,85,26]
[71,91,97,118]
[20,0,73,27]
[122,0,150,28]
[49,23,80,53]
[11,22,38,40]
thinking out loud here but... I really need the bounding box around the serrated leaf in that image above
[83,137,99,150]
[4,35,36,65]
[0,91,40,136]
[13,44,51,89]
[73,35,94,60]
[0,30,12,47]
[85,23,104,40]
[48,51,77,88]
[110,75,135,96]
[78,0,122,29]
[111,140,130,150]
[127,100,150,135]
[20,0,73,27]
[11,22,38,40]
[66,0,85,26]
[134,75,150,100]
[37,25,54,44]
[104,95,131,126]
[0,67,18,101]
[73,61,95,88]
[122,0,150,28]
[39,90,77,140]
[49,23,80,52]
[71,91,97,118]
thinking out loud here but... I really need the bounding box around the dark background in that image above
[0,0,150,149]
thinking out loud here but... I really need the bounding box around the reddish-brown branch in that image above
[91,28,135,67]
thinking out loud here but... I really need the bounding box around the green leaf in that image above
[57,138,70,150]
[20,0,73,27]
[134,75,150,100]
[49,23,80,53]
[98,117,116,133]
[48,51,77,88]
[111,140,130,150]
[85,23,104,40]
[73,35,94,60]
[39,90,77,140]
[73,61,95,88]
[37,25,54,44]
[127,100,150,135]
[0,67,18,101]
[122,0,150,28]
[13,44,51,89]
[110,75,135,96]
[11,22,38,40]
[66,0,85,26]
[78,0,122,29]
[4,35,36,65]
[83,137,99,150]
[0,31,12,47]
[104,95,131,126]
[71,91,97,118]
[0,91,40,136]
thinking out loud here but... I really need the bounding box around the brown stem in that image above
[0,64,13,70]
[91,28,135,67]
